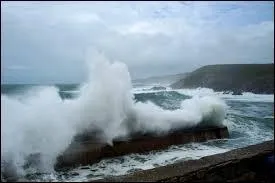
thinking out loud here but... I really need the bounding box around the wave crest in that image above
[1,51,227,177]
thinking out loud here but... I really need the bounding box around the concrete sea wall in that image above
[94,140,274,182]
[55,126,229,170]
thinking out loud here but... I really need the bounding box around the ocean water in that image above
[1,54,274,182]
[1,83,273,182]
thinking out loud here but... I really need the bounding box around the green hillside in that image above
[170,64,274,94]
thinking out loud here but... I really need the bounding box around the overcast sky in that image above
[1,1,274,84]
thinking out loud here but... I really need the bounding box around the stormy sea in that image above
[1,54,274,182]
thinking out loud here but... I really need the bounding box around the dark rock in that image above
[150,86,166,91]
[232,90,242,95]
[70,172,80,176]
[127,168,143,174]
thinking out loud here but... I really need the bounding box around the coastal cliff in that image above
[170,64,274,94]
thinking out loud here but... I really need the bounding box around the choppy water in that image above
[1,83,274,182]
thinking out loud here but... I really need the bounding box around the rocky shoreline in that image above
[93,140,274,182]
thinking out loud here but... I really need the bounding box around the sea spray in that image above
[1,87,77,177]
[131,95,227,135]
[1,51,228,178]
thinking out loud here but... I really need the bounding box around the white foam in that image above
[219,92,274,103]
[1,88,77,175]
[60,90,80,94]
[1,51,228,176]
[224,116,274,143]
[175,88,216,97]
[64,142,229,181]
[174,88,274,103]
[132,95,227,134]
[131,86,169,94]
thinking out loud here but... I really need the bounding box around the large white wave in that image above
[1,51,227,176]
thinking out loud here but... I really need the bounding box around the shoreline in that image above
[92,140,274,182]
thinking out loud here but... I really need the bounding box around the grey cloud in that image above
[1,2,274,83]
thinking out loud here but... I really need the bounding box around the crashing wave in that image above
[1,51,228,177]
